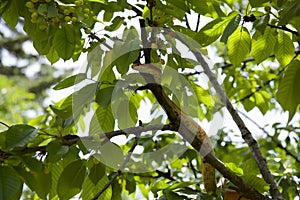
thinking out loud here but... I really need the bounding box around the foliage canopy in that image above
[0,0,299,199]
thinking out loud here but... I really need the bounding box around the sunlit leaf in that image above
[226,162,244,176]
[275,32,294,66]
[53,74,87,90]
[251,27,276,63]
[249,0,270,7]
[228,27,251,66]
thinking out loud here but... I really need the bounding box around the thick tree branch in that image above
[192,50,283,200]
[136,22,270,199]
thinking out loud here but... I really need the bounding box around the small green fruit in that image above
[31,12,38,19]
[83,8,90,13]
[71,16,77,22]
[64,16,71,22]
[25,1,35,9]
[83,14,89,19]
[75,0,83,6]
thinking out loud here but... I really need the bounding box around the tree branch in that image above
[267,24,299,36]
[192,50,283,200]
[135,26,270,199]
[238,111,300,163]
[0,124,176,160]
[195,14,201,32]
[184,14,191,30]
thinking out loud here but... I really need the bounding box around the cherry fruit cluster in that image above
[25,0,93,30]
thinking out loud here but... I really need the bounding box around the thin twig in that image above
[128,3,143,16]
[0,121,10,128]
[238,111,300,163]
[195,14,201,32]
[235,67,284,103]
[192,50,283,200]
[92,133,141,200]
[185,14,191,30]
[0,124,176,161]
[267,24,299,36]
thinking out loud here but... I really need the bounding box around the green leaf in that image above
[166,190,186,199]
[0,166,23,200]
[249,0,270,7]
[33,38,51,55]
[46,46,60,64]
[103,11,114,21]
[37,4,47,15]
[194,11,239,46]
[15,165,51,199]
[88,105,115,135]
[226,162,244,176]
[53,73,87,90]
[253,14,270,34]
[47,5,58,17]
[220,13,241,43]
[186,0,213,16]
[114,99,138,129]
[87,46,104,78]
[53,24,81,60]
[242,174,270,194]
[1,0,18,29]
[46,140,69,162]
[50,104,73,119]
[276,60,300,122]
[81,174,112,200]
[5,124,38,150]
[251,27,276,63]
[227,27,251,66]
[95,86,114,108]
[190,82,214,107]
[89,163,106,185]
[275,32,294,66]
[104,16,124,31]
[95,142,124,169]
[57,160,86,200]
[167,0,190,13]
[254,92,269,114]
[49,162,64,199]
[279,0,300,26]
[125,174,136,194]
[151,179,170,194]
[72,83,98,118]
